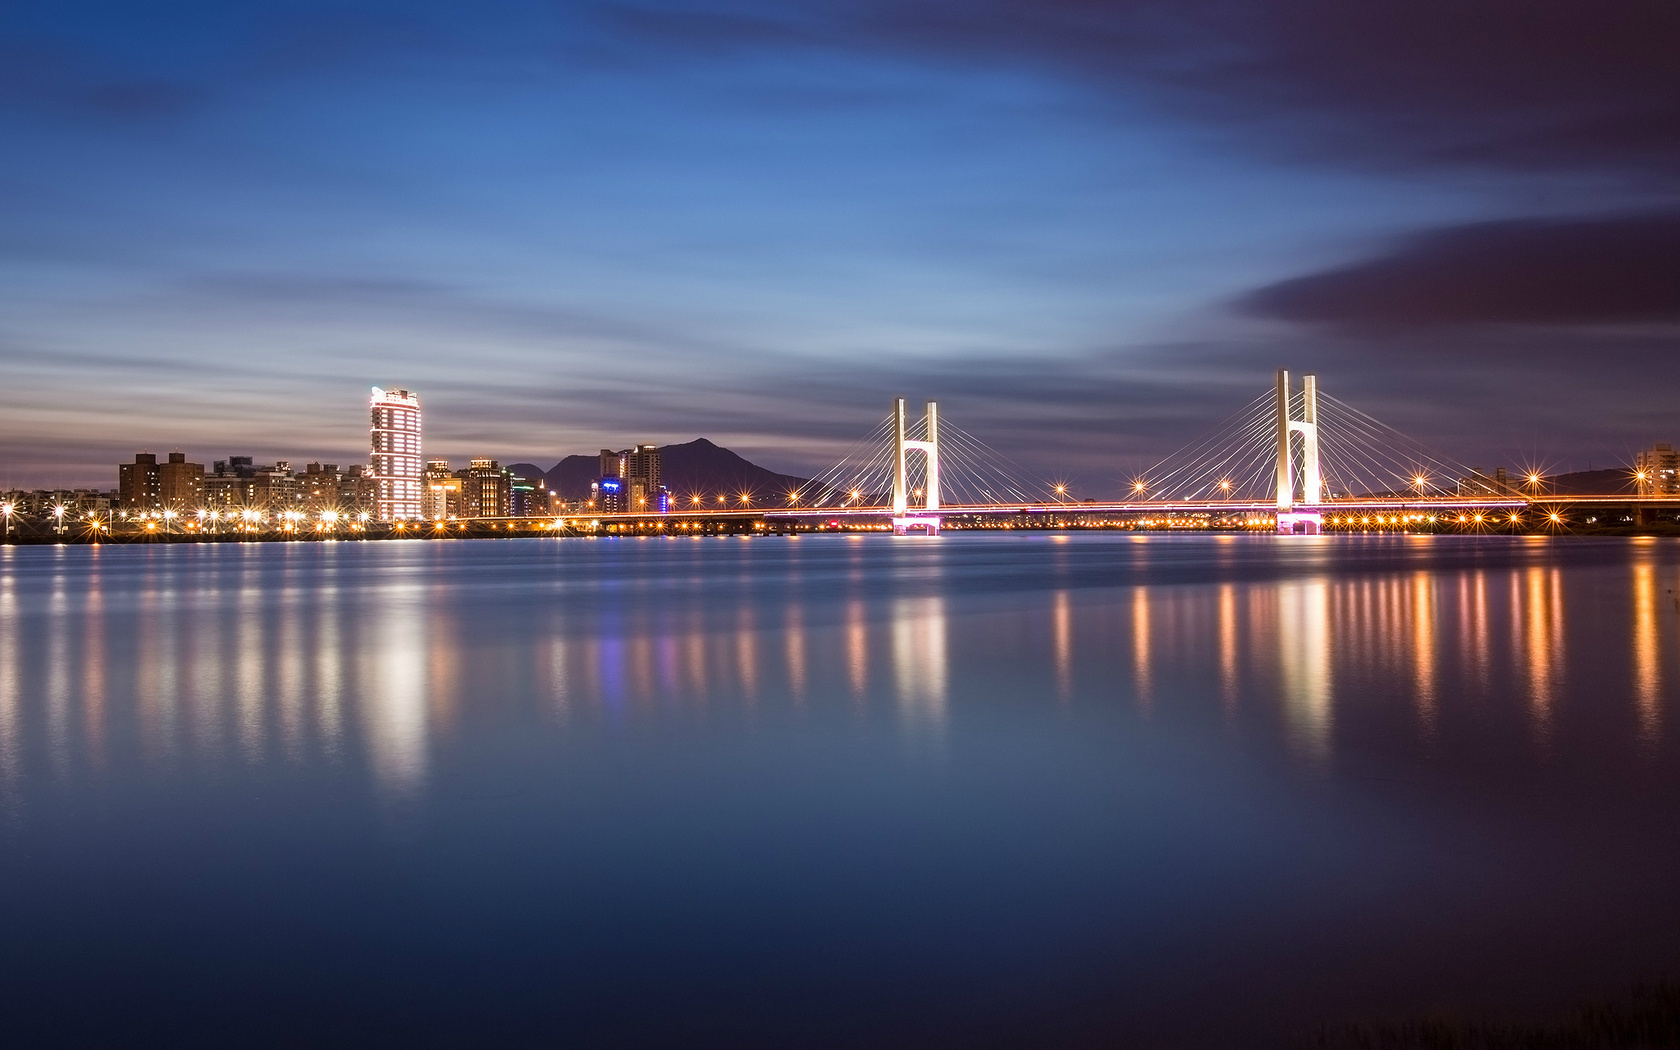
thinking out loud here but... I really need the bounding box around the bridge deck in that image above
[531,494,1680,524]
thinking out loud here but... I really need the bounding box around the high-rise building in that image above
[1636,443,1680,496]
[623,443,661,512]
[159,451,205,510]
[370,387,422,520]
[458,458,510,518]
[599,449,622,479]
[118,453,161,510]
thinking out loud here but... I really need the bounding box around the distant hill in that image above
[514,439,813,503]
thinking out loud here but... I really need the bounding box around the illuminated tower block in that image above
[370,387,423,521]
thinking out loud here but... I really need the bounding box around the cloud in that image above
[1238,211,1680,328]
[604,0,1680,180]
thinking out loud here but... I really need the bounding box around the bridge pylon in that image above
[892,398,941,535]
[1275,369,1323,535]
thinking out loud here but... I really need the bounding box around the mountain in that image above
[541,455,603,501]
[520,439,813,503]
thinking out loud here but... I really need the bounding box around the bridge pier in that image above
[1277,510,1323,535]
[1275,369,1323,534]
[892,397,942,536]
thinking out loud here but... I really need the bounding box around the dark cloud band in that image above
[1239,211,1680,328]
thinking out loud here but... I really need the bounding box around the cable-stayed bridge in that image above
[559,369,1670,534]
[754,372,1529,534]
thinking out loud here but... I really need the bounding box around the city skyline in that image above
[2,1,1677,489]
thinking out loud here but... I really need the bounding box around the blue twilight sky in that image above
[3,1,1677,490]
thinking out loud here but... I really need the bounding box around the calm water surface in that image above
[2,534,1679,1048]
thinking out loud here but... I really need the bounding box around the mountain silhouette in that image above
[511,439,813,504]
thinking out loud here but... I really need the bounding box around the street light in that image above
[1,501,12,539]
[52,504,66,536]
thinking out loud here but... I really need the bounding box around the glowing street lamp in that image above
[1,501,12,539]
[52,504,67,535]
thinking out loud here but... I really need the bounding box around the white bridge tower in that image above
[1275,369,1323,534]
[892,398,941,535]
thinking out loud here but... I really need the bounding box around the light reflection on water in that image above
[1,535,1679,1048]
[0,537,1675,792]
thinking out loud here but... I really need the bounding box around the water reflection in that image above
[891,596,949,733]
[0,562,19,801]
[1217,584,1238,713]
[1052,590,1072,702]
[1411,573,1437,735]
[785,602,807,704]
[1131,586,1152,712]
[1278,578,1332,766]
[0,538,1675,808]
[363,582,428,803]
[1634,561,1660,745]
[1518,567,1565,745]
[846,598,868,701]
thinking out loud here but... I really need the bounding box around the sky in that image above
[2,0,1677,492]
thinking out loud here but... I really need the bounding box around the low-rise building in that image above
[1635,443,1679,496]
[423,460,458,519]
